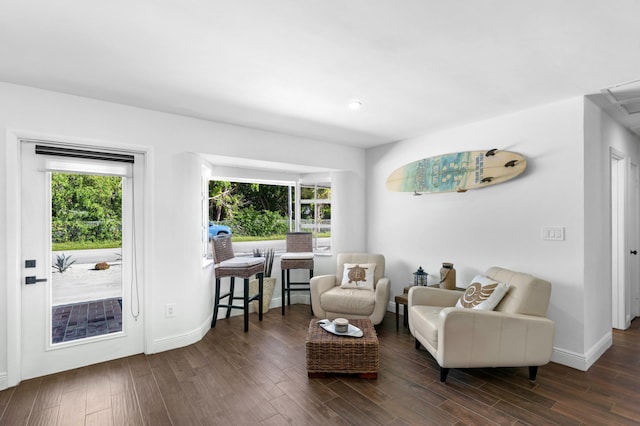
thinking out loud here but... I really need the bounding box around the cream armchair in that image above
[310,253,390,325]
[408,266,554,382]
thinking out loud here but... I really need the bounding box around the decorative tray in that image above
[316,319,363,337]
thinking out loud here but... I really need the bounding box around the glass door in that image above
[20,141,144,380]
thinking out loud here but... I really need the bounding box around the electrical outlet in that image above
[165,303,176,318]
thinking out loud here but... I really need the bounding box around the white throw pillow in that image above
[456,275,509,310]
[340,263,376,291]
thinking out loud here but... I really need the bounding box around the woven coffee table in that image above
[305,318,379,379]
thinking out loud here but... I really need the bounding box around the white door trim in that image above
[610,147,628,330]
[5,130,154,388]
[5,131,22,388]
[629,161,640,320]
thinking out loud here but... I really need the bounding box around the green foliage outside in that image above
[208,180,241,221]
[209,181,290,221]
[240,183,290,216]
[52,240,122,251]
[51,173,122,245]
[209,181,331,239]
[209,181,292,238]
[229,207,289,237]
[52,253,76,273]
[50,174,330,250]
[232,231,330,242]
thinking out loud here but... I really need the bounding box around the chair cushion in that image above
[281,252,314,260]
[219,257,265,268]
[411,305,446,349]
[320,287,375,315]
[340,263,376,290]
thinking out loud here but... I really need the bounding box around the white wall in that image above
[0,82,366,387]
[584,97,640,365]
[3,80,634,385]
[366,97,589,367]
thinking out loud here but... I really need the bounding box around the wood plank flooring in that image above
[1,305,639,425]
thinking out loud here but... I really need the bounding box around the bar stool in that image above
[281,232,314,315]
[211,235,265,332]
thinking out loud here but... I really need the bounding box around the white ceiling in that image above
[1,0,640,148]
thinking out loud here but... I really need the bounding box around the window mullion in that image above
[295,181,302,232]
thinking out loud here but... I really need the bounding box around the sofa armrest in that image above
[369,277,390,324]
[310,274,338,317]
[408,286,464,308]
[437,308,555,368]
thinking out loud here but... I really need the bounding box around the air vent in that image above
[603,79,640,116]
[605,80,640,102]
[621,99,640,115]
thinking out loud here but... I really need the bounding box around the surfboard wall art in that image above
[386,149,527,194]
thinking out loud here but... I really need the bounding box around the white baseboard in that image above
[0,372,8,391]
[148,317,211,354]
[550,347,587,371]
[148,295,311,354]
[585,331,613,370]
[550,331,612,371]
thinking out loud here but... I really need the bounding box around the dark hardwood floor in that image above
[1,305,639,425]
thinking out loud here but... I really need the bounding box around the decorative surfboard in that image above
[386,149,527,193]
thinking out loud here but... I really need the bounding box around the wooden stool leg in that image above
[395,301,399,331]
[403,304,408,327]
[212,278,221,328]
[225,278,235,319]
[258,272,264,321]
[243,278,249,332]
[286,269,292,306]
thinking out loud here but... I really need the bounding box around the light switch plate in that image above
[542,226,565,241]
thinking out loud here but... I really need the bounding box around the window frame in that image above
[298,181,332,253]
[201,166,214,267]
[202,172,332,263]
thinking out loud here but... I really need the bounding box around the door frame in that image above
[610,147,637,330]
[611,149,625,329]
[630,161,640,320]
[5,130,154,387]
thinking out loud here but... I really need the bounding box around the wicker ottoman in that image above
[305,319,379,379]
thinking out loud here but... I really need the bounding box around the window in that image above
[202,174,331,261]
[201,166,213,264]
[299,181,331,253]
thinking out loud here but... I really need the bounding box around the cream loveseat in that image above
[310,253,390,325]
[408,266,554,382]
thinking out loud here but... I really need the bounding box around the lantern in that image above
[413,266,428,286]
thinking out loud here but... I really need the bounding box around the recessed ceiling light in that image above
[348,100,362,110]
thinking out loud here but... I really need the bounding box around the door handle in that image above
[631,250,638,255]
[25,276,47,285]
